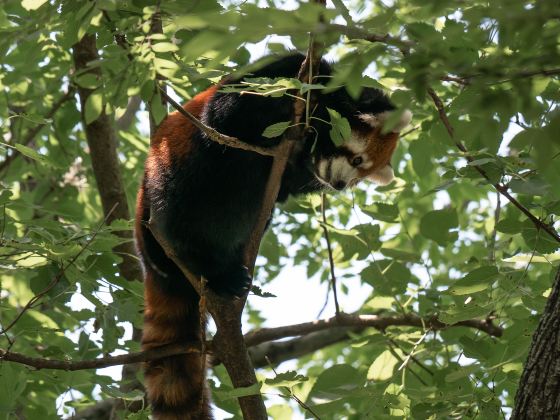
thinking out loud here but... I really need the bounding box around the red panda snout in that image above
[314,109,411,190]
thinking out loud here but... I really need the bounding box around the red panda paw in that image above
[207,265,252,298]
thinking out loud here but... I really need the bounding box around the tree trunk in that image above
[73,34,143,416]
[512,266,560,419]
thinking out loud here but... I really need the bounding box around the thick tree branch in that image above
[73,34,143,416]
[0,311,501,372]
[244,8,326,272]
[249,327,358,368]
[147,223,267,418]
[244,312,502,347]
[73,35,143,282]
[0,343,198,371]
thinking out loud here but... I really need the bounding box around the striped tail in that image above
[136,188,212,419]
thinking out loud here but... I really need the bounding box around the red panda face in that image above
[315,110,412,190]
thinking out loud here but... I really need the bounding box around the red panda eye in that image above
[351,156,363,167]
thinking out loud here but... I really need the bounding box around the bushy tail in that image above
[136,187,211,419]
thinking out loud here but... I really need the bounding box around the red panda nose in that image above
[333,180,346,190]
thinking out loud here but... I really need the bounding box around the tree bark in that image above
[73,34,143,416]
[512,266,560,419]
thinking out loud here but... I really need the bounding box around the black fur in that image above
[143,53,394,297]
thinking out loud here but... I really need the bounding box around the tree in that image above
[0,0,558,419]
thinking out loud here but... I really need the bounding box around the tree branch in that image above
[249,327,359,368]
[147,223,267,418]
[426,87,560,244]
[244,312,502,347]
[0,311,502,372]
[0,342,198,371]
[73,34,144,416]
[157,86,278,157]
[321,193,340,316]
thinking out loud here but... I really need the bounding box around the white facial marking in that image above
[361,160,373,169]
[345,135,367,154]
[368,165,394,186]
[358,112,384,128]
[359,110,413,133]
[394,109,413,132]
[331,156,358,185]
[318,159,328,180]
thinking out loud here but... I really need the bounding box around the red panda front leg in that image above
[174,241,252,298]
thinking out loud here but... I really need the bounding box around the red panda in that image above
[135,53,411,419]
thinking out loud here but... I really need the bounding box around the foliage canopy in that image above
[0,0,559,418]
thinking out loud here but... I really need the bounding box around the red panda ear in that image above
[367,165,395,186]
[359,110,412,133]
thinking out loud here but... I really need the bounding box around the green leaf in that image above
[445,364,479,382]
[367,350,398,381]
[151,42,179,53]
[262,121,290,138]
[361,202,399,223]
[75,73,100,89]
[0,364,26,410]
[265,371,308,388]
[496,218,522,234]
[521,220,560,254]
[14,144,48,163]
[409,138,434,177]
[214,382,261,401]
[419,208,458,246]
[308,364,363,402]
[84,91,103,124]
[509,178,550,196]
[439,302,493,324]
[447,266,499,295]
[361,259,412,295]
[379,247,421,262]
[12,144,63,168]
[21,0,48,10]
[327,108,351,146]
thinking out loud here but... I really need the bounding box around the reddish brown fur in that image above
[142,273,209,419]
[358,129,399,178]
[145,86,219,179]
[136,87,219,420]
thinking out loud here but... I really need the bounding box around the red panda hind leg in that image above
[142,270,212,419]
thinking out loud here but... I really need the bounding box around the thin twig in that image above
[489,192,501,263]
[396,330,430,372]
[244,16,326,272]
[386,340,428,386]
[157,85,278,157]
[320,193,340,316]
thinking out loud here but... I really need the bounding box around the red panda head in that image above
[314,109,412,190]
